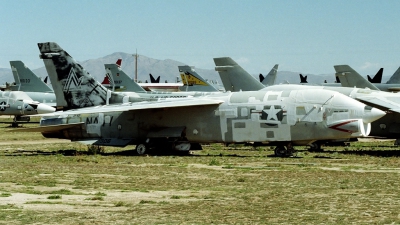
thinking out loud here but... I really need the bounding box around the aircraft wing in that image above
[39,98,224,116]
[355,96,400,113]
[13,122,84,132]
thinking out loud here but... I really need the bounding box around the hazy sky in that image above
[1,0,399,76]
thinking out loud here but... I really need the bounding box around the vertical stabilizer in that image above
[37,42,123,109]
[261,64,278,86]
[104,64,146,93]
[386,66,400,84]
[299,74,308,83]
[367,68,383,83]
[9,61,53,92]
[214,57,265,91]
[334,65,380,90]
[178,65,219,92]
[149,74,160,83]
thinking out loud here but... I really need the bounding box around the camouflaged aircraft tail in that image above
[38,42,124,109]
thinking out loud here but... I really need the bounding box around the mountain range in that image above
[0,52,388,87]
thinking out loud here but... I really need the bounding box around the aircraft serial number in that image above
[20,79,30,83]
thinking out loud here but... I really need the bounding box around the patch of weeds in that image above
[85,196,104,201]
[237,178,245,182]
[87,145,105,155]
[95,192,107,196]
[26,201,60,204]
[48,189,73,195]
[223,164,234,169]
[114,201,132,207]
[139,200,156,204]
[170,195,181,199]
[159,201,170,204]
[209,158,221,166]
[0,193,11,197]
[47,195,62,200]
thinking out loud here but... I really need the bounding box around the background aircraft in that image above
[335,65,400,92]
[9,61,56,106]
[259,64,279,86]
[0,91,55,126]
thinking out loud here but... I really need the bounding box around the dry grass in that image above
[0,120,400,224]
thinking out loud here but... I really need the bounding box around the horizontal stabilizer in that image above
[9,122,84,133]
[355,96,400,112]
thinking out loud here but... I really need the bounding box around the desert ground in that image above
[1,120,400,224]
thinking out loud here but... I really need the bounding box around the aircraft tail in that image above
[115,58,122,67]
[299,74,308,83]
[178,65,219,92]
[104,63,146,93]
[149,74,160,83]
[261,64,278,86]
[334,65,380,91]
[37,42,124,109]
[367,68,383,83]
[9,61,53,92]
[214,57,265,91]
[386,66,400,84]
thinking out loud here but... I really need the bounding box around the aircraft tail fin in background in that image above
[38,42,123,109]
[115,58,122,67]
[334,65,380,91]
[386,66,400,84]
[9,61,53,92]
[149,74,160,83]
[367,68,383,83]
[299,74,308,83]
[261,64,278,86]
[104,64,147,93]
[214,57,265,91]
[178,65,219,92]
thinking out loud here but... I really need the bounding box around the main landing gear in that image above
[274,143,296,157]
[134,138,194,156]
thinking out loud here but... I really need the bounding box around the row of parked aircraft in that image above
[3,42,400,157]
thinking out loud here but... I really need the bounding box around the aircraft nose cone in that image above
[36,104,56,114]
[362,107,386,123]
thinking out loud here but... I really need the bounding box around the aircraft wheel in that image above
[309,142,321,151]
[274,146,286,157]
[135,143,148,155]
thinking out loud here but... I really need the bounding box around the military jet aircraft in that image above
[9,61,56,106]
[177,65,219,92]
[214,57,400,147]
[335,65,400,92]
[259,64,279,86]
[0,91,55,126]
[11,42,385,157]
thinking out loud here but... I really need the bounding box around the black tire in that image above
[135,143,148,155]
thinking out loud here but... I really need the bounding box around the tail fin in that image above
[104,64,146,93]
[178,65,219,92]
[367,68,383,83]
[149,74,160,83]
[115,58,122,67]
[386,66,400,84]
[299,74,308,83]
[214,57,265,91]
[37,42,123,109]
[258,74,264,82]
[9,61,53,92]
[334,65,380,90]
[261,64,278,86]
